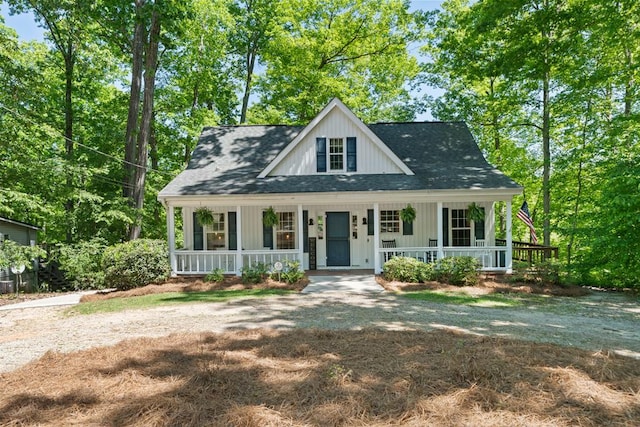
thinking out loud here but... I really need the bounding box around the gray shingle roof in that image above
[158,122,520,197]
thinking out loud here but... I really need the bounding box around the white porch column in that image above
[297,204,304,271]
[437,202,444,260]
[373,203,381,273]
[236,205,243,276]
[166,204,177,275]
[506,200,513,273]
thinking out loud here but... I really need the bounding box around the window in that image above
[329,138,344,170]
[317,136,356,173]
[205,213,225,249]
[380,210,400,233]
[276,212,295,249]
[451,209,471,246]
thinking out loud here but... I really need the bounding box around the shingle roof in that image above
[158,122,520,197]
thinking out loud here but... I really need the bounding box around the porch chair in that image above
[426,238,438,263]
[381,239,397,263]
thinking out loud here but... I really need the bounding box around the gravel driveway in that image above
[0,290,638,373]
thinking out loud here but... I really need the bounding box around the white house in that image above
[158,98,521,275]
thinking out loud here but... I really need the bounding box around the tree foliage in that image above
[426,0,640,287]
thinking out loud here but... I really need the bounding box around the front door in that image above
[326,212,350,266]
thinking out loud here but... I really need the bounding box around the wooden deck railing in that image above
[496,239,558,265]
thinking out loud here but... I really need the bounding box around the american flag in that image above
[516,201,538,244]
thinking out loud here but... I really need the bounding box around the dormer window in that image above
[316,136,357,173]
[329,138,344,170]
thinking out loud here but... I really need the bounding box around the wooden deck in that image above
[496,239,558,265]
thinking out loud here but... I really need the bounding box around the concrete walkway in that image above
[0,290,99,311]
[301,275,385,294]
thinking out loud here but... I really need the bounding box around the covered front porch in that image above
[163,192,517,276]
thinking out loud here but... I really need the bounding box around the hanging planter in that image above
[400,204,416,223]
[263,206,279,227]
[467,202,485,222]
[195,207,216,226]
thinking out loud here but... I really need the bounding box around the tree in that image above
[251,0,425,124]
[228,0,280,124]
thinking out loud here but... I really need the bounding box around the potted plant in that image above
[400,204,416,223]
[195,207,216,226]
[263,206,279,227]
[467,202,485,222]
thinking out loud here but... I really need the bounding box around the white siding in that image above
[180,201,496,271]
[270,108,405,176]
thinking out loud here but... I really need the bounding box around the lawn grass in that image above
[67,289,293,315]
[401,289,526,307]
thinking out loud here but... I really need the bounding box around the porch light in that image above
[362,217,367,225]
[308,218,314,226]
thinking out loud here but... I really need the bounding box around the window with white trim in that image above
[451,209,471,246]
[329,138,344,171]
[276,212,295,249]
[380,210,400,233]
[205,213,225,249]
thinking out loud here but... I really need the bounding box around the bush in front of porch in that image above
[382,257,433,283]
[383,256,480,287]
[103,239,171,291]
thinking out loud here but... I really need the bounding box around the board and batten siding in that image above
[183,206,300,251]
[269,108,405,176]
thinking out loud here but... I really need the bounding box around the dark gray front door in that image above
[326,212,350,266]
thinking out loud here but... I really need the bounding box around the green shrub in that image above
[57,239,107,290]
[511,259,564,286]
[204,268,225,283]
[277,260,305,284]
[0,240,45,270]
[102,239,170,291]
[241,262,270,284]
[383,257,432,283]
[434,256,480,286]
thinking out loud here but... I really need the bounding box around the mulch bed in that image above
[378,274,592,297]
[80,276,309,303]
[1,328,638,426]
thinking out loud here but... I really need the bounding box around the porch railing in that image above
[496,239,558,265]
[380,246,508,270]
[175,250,237,274]
[242,250,301,269]
[173,249,302,275]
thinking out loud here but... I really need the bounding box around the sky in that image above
[0,1,445,120]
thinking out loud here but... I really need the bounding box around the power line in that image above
[0,104,176,177]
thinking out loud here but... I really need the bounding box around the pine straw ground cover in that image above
[378,275,592,298]
[1,329,638,426]
[80,276,309,303]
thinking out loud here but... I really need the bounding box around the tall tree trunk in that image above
[129,7,161,240]
[624,48,633,116]
[149,114,160,225]
[567,99,590,266]
[542,71,551,246]
[123,0,146,201]
[541,1,552,247]
[64,37,74,243]
[240,43,257,124]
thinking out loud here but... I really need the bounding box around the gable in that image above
[259,98,413,178]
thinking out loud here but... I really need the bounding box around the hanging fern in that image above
[400,204,416,223]
[467,203,485,222]
[195,207,216,226]
[263,206,279,227]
